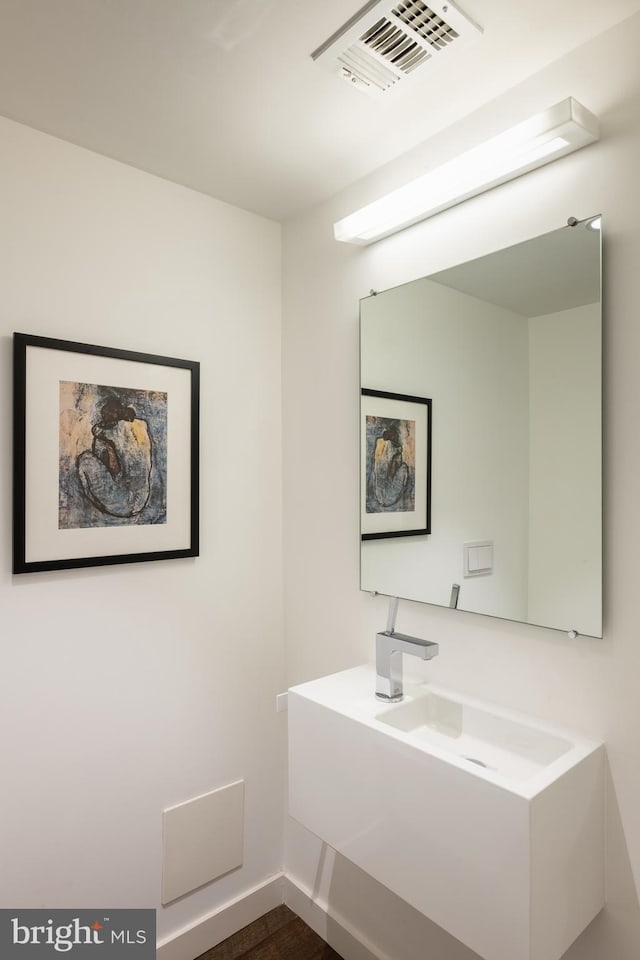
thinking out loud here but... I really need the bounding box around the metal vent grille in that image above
[361,17,432,74]
[338,44,403,92]
[312,0,482,97]
[392,1,459,48]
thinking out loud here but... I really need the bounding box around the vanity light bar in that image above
[334,98,599,245]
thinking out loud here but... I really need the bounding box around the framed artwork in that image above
[361,388,431,540]
[13,333,199,574]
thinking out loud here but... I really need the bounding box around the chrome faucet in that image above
[375,597,439,702]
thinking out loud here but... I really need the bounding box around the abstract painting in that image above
[59,381,167,529]
[13,333,199,573]
[365,415,416,514]
[361,389,431,539]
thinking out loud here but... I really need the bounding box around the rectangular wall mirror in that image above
[360,216,602,638]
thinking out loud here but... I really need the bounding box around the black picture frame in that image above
[361,388,431,540]
[13,332,199,574]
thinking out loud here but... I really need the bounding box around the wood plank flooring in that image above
[194,905,344,960]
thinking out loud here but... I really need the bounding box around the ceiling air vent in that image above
[312,0,482,95]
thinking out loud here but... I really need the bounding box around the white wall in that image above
[361,277,529,621]
[283,11,640,960]
[0,117,284,944]
[528,303,602,635]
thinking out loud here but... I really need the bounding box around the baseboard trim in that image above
[155,871,388,960]
[156,874,285,960]
[283,875,390,960]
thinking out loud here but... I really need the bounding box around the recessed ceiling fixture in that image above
[334,98,600,245]
[312,0,482,96]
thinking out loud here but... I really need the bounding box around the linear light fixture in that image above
[334,98,599,245]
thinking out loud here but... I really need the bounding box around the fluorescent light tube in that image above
[334,98,599,245]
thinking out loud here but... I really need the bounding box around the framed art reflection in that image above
[361,389,431,540]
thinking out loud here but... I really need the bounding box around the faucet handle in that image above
[386,596,400,634]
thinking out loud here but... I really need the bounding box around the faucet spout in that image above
[375,630,439,702]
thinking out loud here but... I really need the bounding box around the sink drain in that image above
[463,756,488,768]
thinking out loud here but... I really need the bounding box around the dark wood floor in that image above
[195,905,344,960]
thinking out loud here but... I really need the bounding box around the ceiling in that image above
[0,0,639,221]
[431,217,601,317]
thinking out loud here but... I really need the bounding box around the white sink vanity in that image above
[288,218,605,960]
[288,665,604,960]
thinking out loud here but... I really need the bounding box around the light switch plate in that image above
[463,540,494,577]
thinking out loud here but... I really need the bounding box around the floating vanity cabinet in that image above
[288,666,604,960]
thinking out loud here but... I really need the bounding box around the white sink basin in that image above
[288,665,604,960]
[375,688,573,785]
